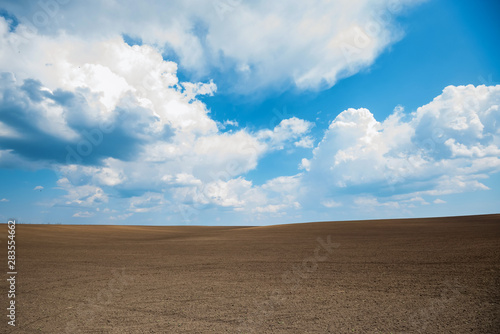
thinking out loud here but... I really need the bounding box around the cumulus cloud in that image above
[109,213,133,221]
[73,211,94,218]
[33,185,44,190]
[56,177,108,207]
[129,192,166,213]
[321,200,342,208]
[1,4,498,223]
[354,196,399,208]
[303,84,500,209]
[0,0,422,93]
[0,21,314,219]
[251,174,303,217]
[258,117,314,150]
[0,73,162,166]
[253,204,289,214]
[294,136,314,148]
[299,158,311,172]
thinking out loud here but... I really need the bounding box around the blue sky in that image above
[0,0,499,225]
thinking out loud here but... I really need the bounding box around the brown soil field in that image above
[1,214,499,333]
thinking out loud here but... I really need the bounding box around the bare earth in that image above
[1,214,499,333]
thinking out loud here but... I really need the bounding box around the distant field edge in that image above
[1,213,498,227]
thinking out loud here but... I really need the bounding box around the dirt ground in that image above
[1,214,499,333]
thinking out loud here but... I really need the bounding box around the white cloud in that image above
[409,197,429,204]
[203,178,252,207]
[0,28,213,136]
[258,117,314,150]
[0,26,320,218]
[249,175,303,216]
[0,0,423,93]
[354,196,400,209]
[304,84,500,206]
[193,130,267,177]
[223,120,238,127]
[73,211,94,218]
[109,213,133,220]
[294,136,314,148]
[56,177,108,207]
[308,107,414,188]
[262,174,302,193]
[321,200,342,208]
[299,158,311,171]
[129,192,166,213]
[0,198,9,202]
[165,173,202,187]
[433,199,446,204]
[253,204,288,214]
[33,185,44,191]
[1,5,499,224]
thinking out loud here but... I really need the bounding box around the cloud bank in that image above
[0,19,313,221]
[0,2,499,224]
[304,84,500,213]
[0,0,422,92]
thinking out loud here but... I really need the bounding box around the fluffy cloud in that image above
[294,136,314,148]
[252,174,303,217]
[321,200,342,208]
[304,84,500,209]
[129,192,167,213]
[73,211,94,218]
[56,177,108,207]
[1,4,498,224]
[0,0,422,92]
[258,117,314,150]
[0,22,313,220]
